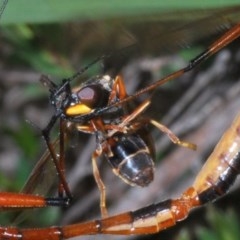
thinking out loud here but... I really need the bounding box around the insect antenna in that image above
[67,54,108,83]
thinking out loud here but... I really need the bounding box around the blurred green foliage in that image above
[177,206,240,240]
[1,0,240,24]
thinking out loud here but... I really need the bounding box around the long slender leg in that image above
[92,150,108,218]
[40,74,73,200]
[57,119,68,198]
[107,99,196,150]
[41,116,72,200]
[75,119,109,217]
[109,74,196,150]
[107,100,151,137]
[108,75,196,150]
[0,192,69,208]
[150,119,196,150]
[106,24,240,110]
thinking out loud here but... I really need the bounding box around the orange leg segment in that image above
[150,119,197,150]
[0,192,68,209]
[0,192,48,209]
[92,150,108,218]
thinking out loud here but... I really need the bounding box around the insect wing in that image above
[64,7,240,59]
[21,138,60,197]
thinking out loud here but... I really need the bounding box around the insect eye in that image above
[77,85,109,109]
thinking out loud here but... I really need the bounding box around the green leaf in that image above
[1,0,240,24]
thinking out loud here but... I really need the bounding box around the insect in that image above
[1,1,240,239]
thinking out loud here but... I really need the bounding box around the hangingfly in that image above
[0,1,240,239]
